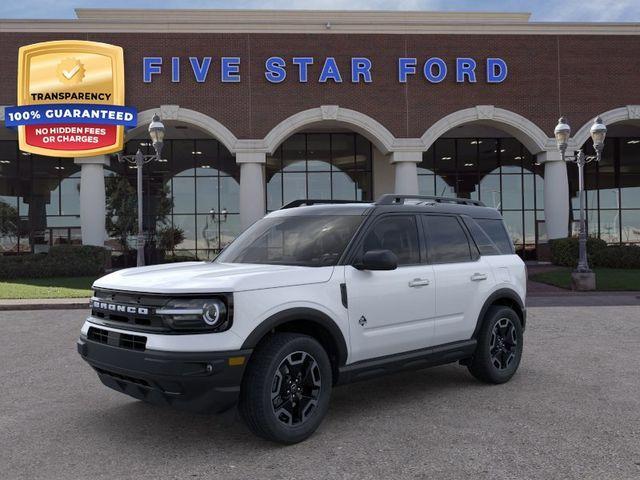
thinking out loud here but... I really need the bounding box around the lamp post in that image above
[118,113,165,267]
[554,115,607,289]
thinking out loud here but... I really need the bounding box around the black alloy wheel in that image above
[467,305,523,384]
[239,333,332,444]
[271,351,322,426]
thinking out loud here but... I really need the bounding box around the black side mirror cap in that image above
[354,249,398,271]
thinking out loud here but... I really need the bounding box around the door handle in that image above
[409,278,430,287]
[470,272,488,281]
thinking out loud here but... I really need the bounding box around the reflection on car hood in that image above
[92,262,335,294]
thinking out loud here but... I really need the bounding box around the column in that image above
[391,150,422,195]
[74,155,109,246]
[237,151,266,231]
[538,150,569,240]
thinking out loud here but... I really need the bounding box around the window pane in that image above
[282,134,306,172]
[172,215,196,250]
[457,139,477,171]
[332,171,356,200]
[501,175,523,210]
[500,138,523,173]
[620,175,640,208]
[196,176,218,214]
[435,139,455,176]
[353,172,372,201]
[480,174,501,208]
[60,178,80,216]
[476,218,514,254]
[173,140,195,176]
[220,176,240,214]
[419,147,434,173]
[501,211,523,247]
[331,134,355,171]
[424,215,471,263]
[172,177,195,214]
[418,175,435,196]
[599,210,620,243]
[267,172,283,211]
[355,134,371,171]
[282,173,306,205]
[478,139,498,174]
[363,215,420,265]
[621,210,640,243]
[307,134,331,171]
[307,172,331,199]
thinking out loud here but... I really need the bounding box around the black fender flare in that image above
[472,288,526,339]
[241,307,349,366]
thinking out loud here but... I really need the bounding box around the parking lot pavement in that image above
[1,307,639,480]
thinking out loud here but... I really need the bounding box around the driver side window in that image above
[361,215,420,266]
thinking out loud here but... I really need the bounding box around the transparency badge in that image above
[4,40,137,157]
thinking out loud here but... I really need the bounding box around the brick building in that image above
[1,9,639,261]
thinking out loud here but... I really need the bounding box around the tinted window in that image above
[216,215,363,267]
[476,218,514,255]
[361,215,420,265]
[463,217,500,256]
[424,216,472,263]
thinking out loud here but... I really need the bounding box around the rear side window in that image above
[475,218,515,255]
[462,217,501,256]
[423,215,472,264]
[361,215,420,265]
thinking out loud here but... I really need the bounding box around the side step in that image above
[336,339,476,385]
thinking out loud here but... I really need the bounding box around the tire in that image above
[238,333,332,444]
[468,305,523,384]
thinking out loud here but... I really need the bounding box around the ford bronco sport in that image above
[78,194,526,444]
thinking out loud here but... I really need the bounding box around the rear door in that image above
[345,214,436,363]
[422,214,494,345]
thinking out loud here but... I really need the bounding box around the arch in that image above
[572,105,640,148]
[420,106,552,154]
[263,105,396,155]
[128,106,239,154]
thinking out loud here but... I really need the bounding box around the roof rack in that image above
[375,194,485,207]
[280,199,368,209]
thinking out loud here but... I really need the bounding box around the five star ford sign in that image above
[4,40,137,157]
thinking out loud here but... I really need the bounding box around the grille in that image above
[87,326,147,351]
[94,367,150,387]
[90,289,169,332]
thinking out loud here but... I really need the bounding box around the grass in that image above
[0,276,96,299]
[530,268,640,291]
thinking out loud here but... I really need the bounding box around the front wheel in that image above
[238,333,332,444]
[468,306,523,384]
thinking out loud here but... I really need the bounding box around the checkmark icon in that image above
[62,65,80,79]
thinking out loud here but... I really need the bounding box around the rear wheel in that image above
[238,333,332,444]
[468,306,523,384]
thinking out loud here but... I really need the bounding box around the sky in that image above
[1,0,640,22]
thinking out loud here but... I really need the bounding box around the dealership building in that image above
[1,9,640,261]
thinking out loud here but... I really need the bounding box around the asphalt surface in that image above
[1,307,639,480]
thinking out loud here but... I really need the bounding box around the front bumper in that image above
[77,335,252,413]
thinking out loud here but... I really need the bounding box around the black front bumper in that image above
[77,336,252,413]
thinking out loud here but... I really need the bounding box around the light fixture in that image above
[470,140,483,144]
[514,156,522,160]
[200,165,211,168]
[501,149,506,153]
[192,151,203,155]
[627,140,640,144]
[0,160,10,164]
[464,163,474,167]
[147,113,165,158]
[590,116,607,153]
[554,116,571,154]
[441,156,452,160]
[54,166,65,170]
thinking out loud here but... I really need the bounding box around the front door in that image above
[345,214,436,363]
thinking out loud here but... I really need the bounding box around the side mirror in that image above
[354,249,398,271]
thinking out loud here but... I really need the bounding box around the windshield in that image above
[216,215,364,267]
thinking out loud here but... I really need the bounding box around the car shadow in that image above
[79,363,483,450]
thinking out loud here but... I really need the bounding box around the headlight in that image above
[156,297,230,332]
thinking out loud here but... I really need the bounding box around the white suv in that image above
[78,194,526,444]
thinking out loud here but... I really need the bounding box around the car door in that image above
[345,214,436,363]
[422,214,494,345]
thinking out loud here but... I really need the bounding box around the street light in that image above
[554,115,607,288]
[118,113,165,267]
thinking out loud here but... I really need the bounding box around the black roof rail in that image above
[280,199,368,209]
[375,194,485,207]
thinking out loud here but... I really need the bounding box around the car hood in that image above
[92,262,335,294]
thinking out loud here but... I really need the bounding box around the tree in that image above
[105,176,173,251]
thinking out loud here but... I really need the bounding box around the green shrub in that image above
[592,245,640,269]
[549,237,607,267]
[0,245,109,280]
[550,237,640,269]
